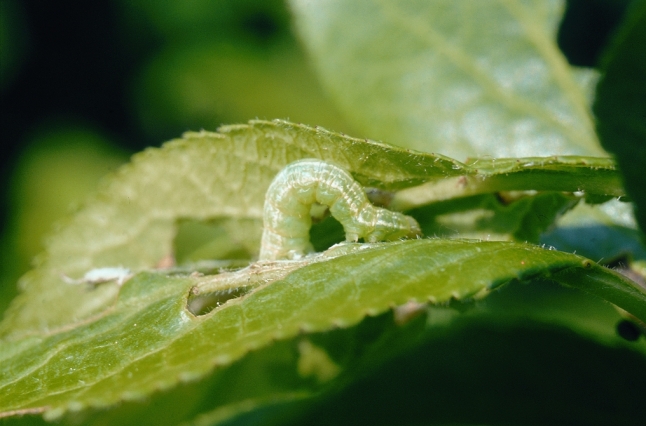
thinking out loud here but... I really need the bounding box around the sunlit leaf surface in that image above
[1,239,644,418]
[289,0,604,158]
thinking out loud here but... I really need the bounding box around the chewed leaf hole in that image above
[173,218,262,264]
[310,215,346,252]
[188,285,254,316]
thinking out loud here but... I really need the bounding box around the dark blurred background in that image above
[0,0,633,314]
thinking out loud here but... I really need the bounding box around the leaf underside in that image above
[289,0,604,158]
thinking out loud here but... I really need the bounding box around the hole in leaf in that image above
[616,320,642,342]
[603,254,630,269]
[365,187,395,207]
[188,285,254,316]
[310,215,345,252]
[173,218,261,264]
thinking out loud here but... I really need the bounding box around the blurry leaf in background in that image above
[118,0,353,142]
[411,192,579,243]
[0,124,127,316]
[541,199,646,262]
[289,0,605,159]
[134,42,353,141]
[117,0,290,46]
[557,0,634,68]
[594,0,646,235]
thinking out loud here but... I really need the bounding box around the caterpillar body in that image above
[259,159,421,260]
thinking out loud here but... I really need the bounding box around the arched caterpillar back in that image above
[259,159,421,260]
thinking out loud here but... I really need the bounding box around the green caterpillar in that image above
[259,159,421,260]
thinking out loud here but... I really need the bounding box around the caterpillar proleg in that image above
[259,159,421,260]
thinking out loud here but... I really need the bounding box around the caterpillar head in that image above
[363,208,421,242]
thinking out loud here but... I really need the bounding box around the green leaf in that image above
[0,121,640,421]
[594,0,646,235]
[0,126,127,307]
[411,192,579,243]
[542,200,646,262]
[135,42,353,142]
[2,239,644,419]
[289,0,605,158]
[0,120,464,339]
[117,0,290,45]
[120,0,356,142]
[392,155,623,211]
[0,121,624,339]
